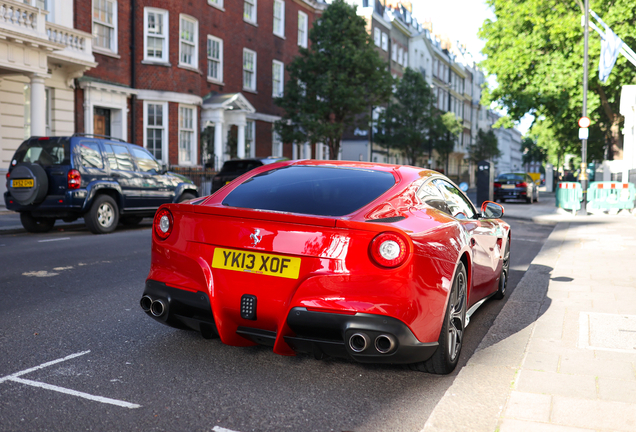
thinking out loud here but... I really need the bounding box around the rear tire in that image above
[493,239,510,300]
[409,262,467,374]
[20,212,55,233]
[85,195,119,234]
[177,192,196,203]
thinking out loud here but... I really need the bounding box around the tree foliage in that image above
[521,137,546,166]
[468,129,500,163]
[274,0,393,160]
[375,68,436,165]
[433,112,463,173]
[480,0,636,162]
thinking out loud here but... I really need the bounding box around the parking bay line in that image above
[0,350,141,409]
[38,237,70,243]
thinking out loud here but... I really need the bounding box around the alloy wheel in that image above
[97,203,114,228]
[447,271,466,362]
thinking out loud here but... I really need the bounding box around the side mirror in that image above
[481,201,504,219]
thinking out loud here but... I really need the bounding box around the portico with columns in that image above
[201,93,256,170]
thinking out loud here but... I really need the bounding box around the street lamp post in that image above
[580,0,590,216]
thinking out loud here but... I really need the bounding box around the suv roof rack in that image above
[72,133,127,143]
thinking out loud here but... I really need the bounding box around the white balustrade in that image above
[0,0,40,33]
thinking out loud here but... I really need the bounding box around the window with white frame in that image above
[93,0,117,52]
[144,8,168,62]
[272,130,282,157]
[381,33,388,51]
[391,44,397,62]
[179,15,198,68]
[245,121,255,157]
[243,49,257,91]
[403,52,408,67]
[144,102,167,162]
[178,106,196,164]
[298,11,308,48]
[273,0,285,37]
[207,36,223,82]
[272,60,284,97]
[208,0,223,8]
[244,0,257,24]
[373,28,380,47]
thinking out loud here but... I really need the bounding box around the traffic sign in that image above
[578,117,591,128]
[579,127,589,139]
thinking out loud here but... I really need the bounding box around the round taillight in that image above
[370,232,409,268]
[154,208,173,240]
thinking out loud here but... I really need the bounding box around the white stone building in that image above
[0,0,95,196]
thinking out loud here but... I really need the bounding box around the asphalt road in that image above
[0,218,552,432]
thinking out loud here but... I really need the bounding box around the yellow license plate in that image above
[212,247,301,279]
[502,184,515,189]
[11,179,34,188]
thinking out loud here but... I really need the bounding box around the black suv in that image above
[212,157,288,192]
[4,135,198,234]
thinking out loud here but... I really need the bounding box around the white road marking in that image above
[22,271,59,277]
[0,350,141,409]
[38,237,70,243]
[0,351,90,384]
[213,427,242,432]
[8,377,141,409]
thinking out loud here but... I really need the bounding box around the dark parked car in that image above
[212,157,288,192]
[4,135,197,234]
[494,172,539,203]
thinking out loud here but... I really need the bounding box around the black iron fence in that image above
[169,166,218,196]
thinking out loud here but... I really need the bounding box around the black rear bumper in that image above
[141,281,438,364]
[285,307,438,364]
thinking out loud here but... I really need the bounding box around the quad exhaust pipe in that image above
[348,332,397,354]
[140,295,167,318]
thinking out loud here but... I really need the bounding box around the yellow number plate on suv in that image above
[11,179,34,188]
[212,247,301,279]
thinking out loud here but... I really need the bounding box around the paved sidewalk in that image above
[424,209,636,431]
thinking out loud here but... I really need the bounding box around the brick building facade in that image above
[74,0,325,170]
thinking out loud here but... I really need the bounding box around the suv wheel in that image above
[85,195,119,234]
[8,163,49,206]
[20,212,55,233]
[178,192,196,203]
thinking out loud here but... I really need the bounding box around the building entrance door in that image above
[94,108,111,137]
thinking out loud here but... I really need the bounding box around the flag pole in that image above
[580,0,589,215]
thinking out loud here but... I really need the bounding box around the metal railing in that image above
[169,167,218,196]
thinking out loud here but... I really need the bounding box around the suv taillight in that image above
[369,232,410,268]
[516,182,527,188]
[494,182,501,188]
[68,169,81,189]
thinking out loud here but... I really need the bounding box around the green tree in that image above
[468,129,501,163]
[432,112,462,174]
[274,0,393,159]
[521,136,547,167]
[480,0,636,162]
[375,68,436,165]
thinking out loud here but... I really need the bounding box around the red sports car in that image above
[140,160,510,374]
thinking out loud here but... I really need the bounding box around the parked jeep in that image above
[4,135,198,234]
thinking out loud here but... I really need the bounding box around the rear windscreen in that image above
[12,138,70,166]
[496,174,524,182]
[222,166,396,216]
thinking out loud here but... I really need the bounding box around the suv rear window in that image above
[220,160,263,173]
[12,138,70,166]
[222,166,396,216]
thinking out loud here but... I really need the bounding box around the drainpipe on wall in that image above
[130,0,136,144]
